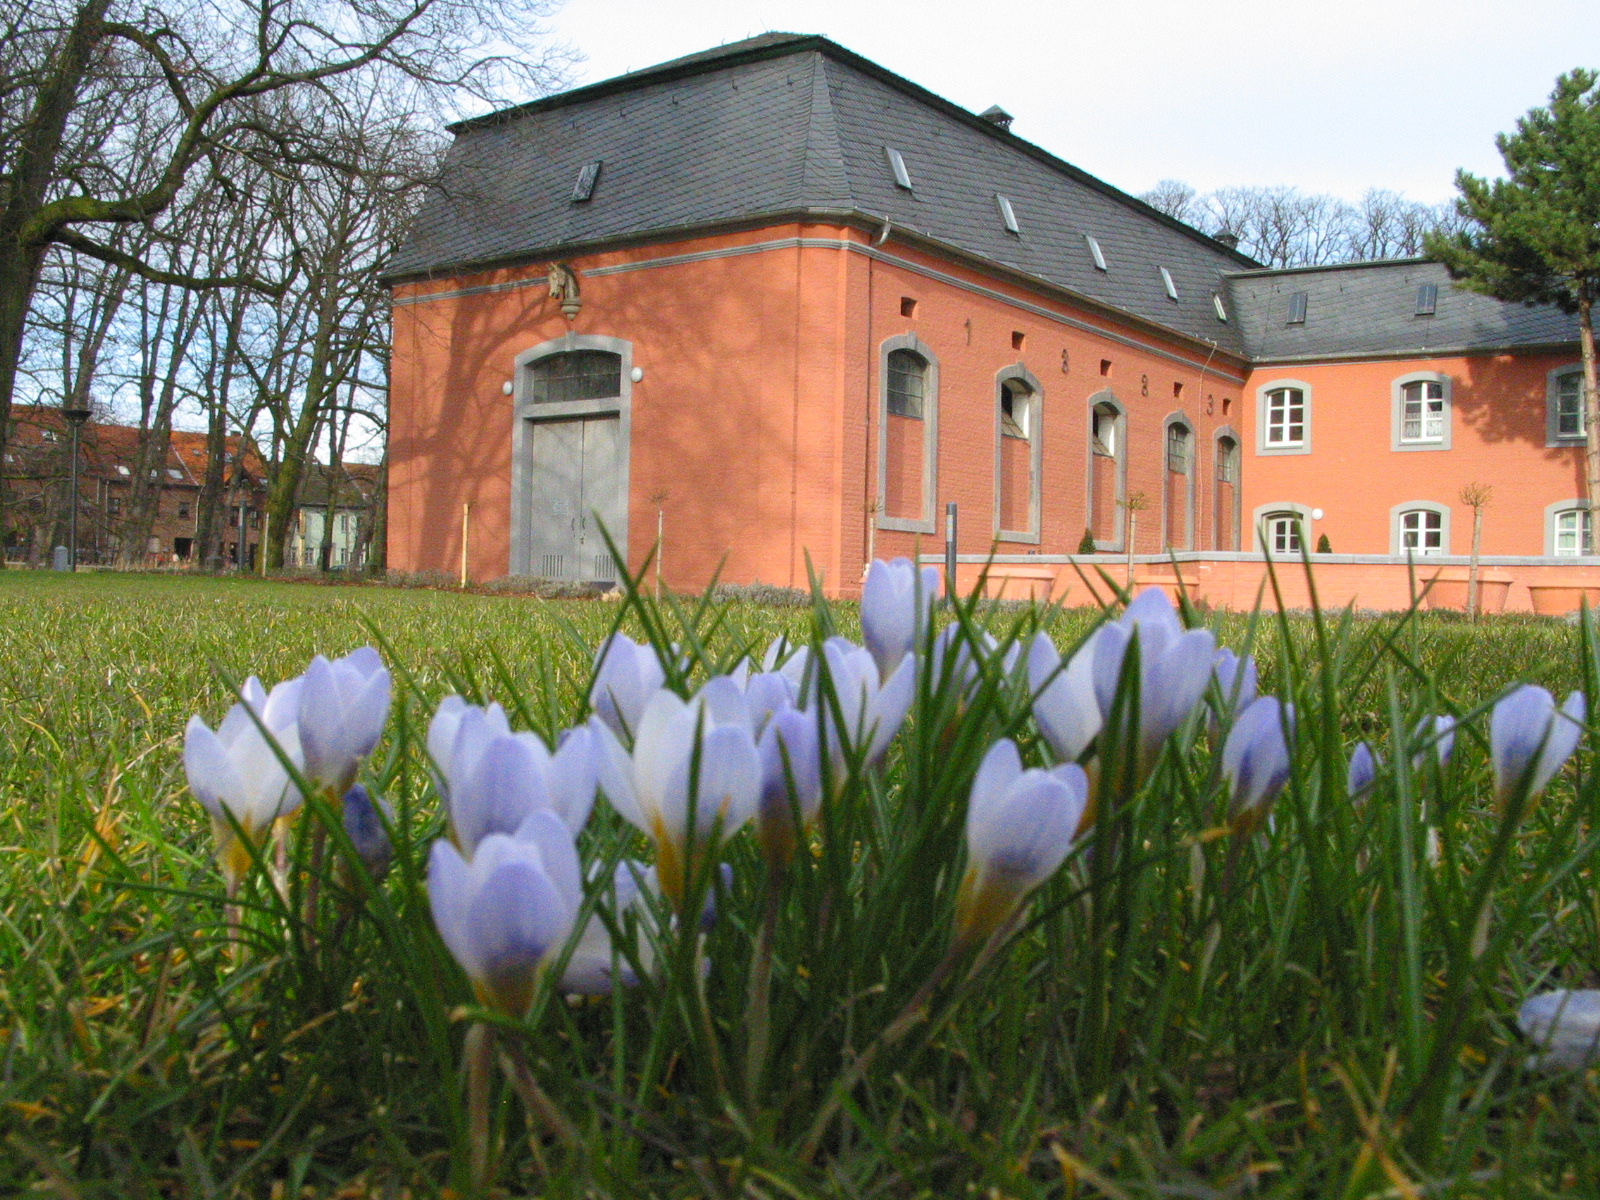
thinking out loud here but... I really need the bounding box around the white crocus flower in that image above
[184,675,307,894]
[429,699,599,853]
[427,810,583,1018]
[1519,989,1600,1070]
[593,678,761,906]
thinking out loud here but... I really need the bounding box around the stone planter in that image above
[1527,584,1600,616]
[1422,570,1513,613]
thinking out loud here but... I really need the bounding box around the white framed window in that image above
[1547,502,1594,556]
[1549,366,1587,445]
[1265,387,1305,447]
[1401,382,1445,442]
[1391,373,1451,451]
[1390,501,1451,556]
[1265,512,1302,554]
[1163,415,1194,551]
[1252,502,1313,555]
[1401,509,1443,553]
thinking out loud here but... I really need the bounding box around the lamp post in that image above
[61,404,91,570]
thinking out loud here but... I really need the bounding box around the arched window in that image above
[526,349,621,403]
[1264,511,1303,554]
[1162,415,1193,550]
[1547,501,1594,556]
[878,336,939,535]
[1391,372,1452,450]
[995,367,1042,543]
[1214,432,1240,551]
[1086,393,1126,549]
[887,350,927,418]
[1390,502,1450,556]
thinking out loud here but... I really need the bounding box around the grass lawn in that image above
[3,569,1599,1197]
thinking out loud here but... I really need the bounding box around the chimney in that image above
[978,105,1013,131]
[1215,230,1241,250]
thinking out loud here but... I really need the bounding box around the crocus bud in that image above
[861,557,941,678]
[1223,696,1294,831]
[1519,989,1600,1070]
[1490,685,1585,809]
[1027,632,1101,764]
[1210,648,1258,724]
[184,675,306,895]
[341,783,393,882]
[1347,741,1380,801]
[298,646,391,796]
[589,634,666,742]
[1411,714,1457,771]
[427,811,582,1018]
[956,739,1087,945]
[756,706,823,863]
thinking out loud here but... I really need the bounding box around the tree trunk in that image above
[363,450,387,574]
[263,277,341,570]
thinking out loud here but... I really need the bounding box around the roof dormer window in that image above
[996,194,1020,235]
[1085,234,1107,271]
[571,160,601,203]
[1287,292,1308,324]
[1415,283,1438,316]
[1213,293,1228,323]
[1160,267,1178,300]
[885,147,912,190]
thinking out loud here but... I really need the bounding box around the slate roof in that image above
[391,33,1581,364]
[1224,259,1581,362]
[389,33,1256,355]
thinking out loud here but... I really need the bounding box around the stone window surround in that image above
[1085,389,1127,552]
[1212,425,1241,551]
[877,332,941,536]
[1389,500,1451,556]
[1545,499,1596,557]
[1547,363,1589,448]
[993,362,1043,545]
[1256,378,1312,456]
[1161,410,1195,551]
[1390,371,1453,452]
[1250,501,1314,554]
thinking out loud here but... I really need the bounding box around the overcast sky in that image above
[537,0,1600,205]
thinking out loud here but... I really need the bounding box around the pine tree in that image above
[1426,69,1600,511]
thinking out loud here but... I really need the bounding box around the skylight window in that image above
[885,147,912,190]
[1213,293,1228,323]
[117,465,130,476]
[571,161,601,203]
[1085,234,1107,271]
[1160,267,1178,300]
[996,194,1020,235]
[1287,292,1308,324]
[1415,283,1438,316]
[168,468,183,479]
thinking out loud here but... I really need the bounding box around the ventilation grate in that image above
[593,553,616,580]
[540,554,564,578]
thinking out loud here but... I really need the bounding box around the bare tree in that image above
[0,0,572,558]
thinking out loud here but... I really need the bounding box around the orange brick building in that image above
[386,34,1597,611]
